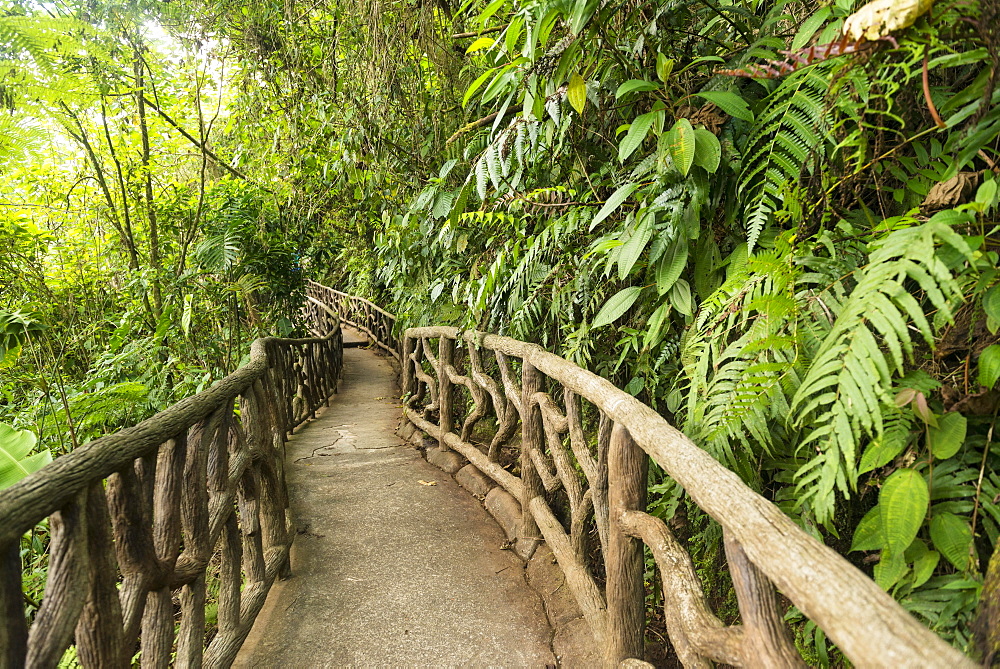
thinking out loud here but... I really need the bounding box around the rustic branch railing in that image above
[390,326,975,668]
[306,280,398,360]
[0,303,343,668]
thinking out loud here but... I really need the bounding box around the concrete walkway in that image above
[235,328,556,667]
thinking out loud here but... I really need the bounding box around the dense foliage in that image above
[3,0,1000,662]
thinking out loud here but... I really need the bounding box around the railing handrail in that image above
[1,297,344,668]
[306,280,399,360]
[396,325,973,668]
[0,331,338,545]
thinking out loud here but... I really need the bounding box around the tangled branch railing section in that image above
[391,326,974,668]
[306,280,398,360]
[0,304,343,668]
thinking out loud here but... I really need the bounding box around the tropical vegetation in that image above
[1,0,998,662]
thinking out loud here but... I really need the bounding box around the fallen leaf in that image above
[417,479,438,486]
[842,0,933,42]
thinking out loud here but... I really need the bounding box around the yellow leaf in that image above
[842,0,934,41]
[417,479,438,486]
[568,73,587,114]
[466,37,495,54]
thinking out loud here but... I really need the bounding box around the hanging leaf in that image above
[905,540,940,588]
[850,506,884,552]
[615,79,659,99]
[979,344,1000,388]
[593,286,643,328]
[0,423,50,490]
[874,550,907,590]
[591,183,638,230]
[694,91,754,122]
[879,468,929,555]
[466,37,496,53]
[643,300,671,350]
[656,53,675,83]
[619,112,657,162]
[666,118,696,177]
[568,73,587,114]
[656,237,688,295]
[692,128,721,173]
[669,279,693,317]
[930,512,973,570]
[618,214,654,280]
[927,411,966,460]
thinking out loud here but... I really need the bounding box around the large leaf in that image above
[979,344,1000,389]
[930,512,973,570]
[692,128,721,173]
[591,183,638,230]
[927,411,966,460]
[619,111,657,162]
[879,468,928,555]
[874,549,907,590]
[466,37,495,53]
[850,506,884,552]
[656,237,688,295]
[666,118,695,177]
[695,91,753,122]
[568,74,587,114]
[593,286,643,328]
[0,423,50,490]
[615,79,658,99]
[617,213,653,280]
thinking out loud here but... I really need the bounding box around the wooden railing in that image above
[0,302,343,668]
[306,280,398,360]
[392,326,975,668]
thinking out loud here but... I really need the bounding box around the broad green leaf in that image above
[791,7,832,50]
[656,53,675,82]
[979,344,1000,389]
[850,506,884,552]
[476,0,506,24]
[463,68,495,107]
[618,214,653,280]
[859,432,908,474]
[692,128,721,173]
[591,183,638,230]
[984,284,1000,323]
[694,91,753,122]
[930,512,973,570]
[568,73,587,114]
[656,237,688,295]
[669,279,693,317]
[615,79,658,99]
[181,294,193,336]
[619,112,657,162]
[666,118,695,177]
[879,469,929,555]
[0,423,50,490]
[593,286,643,328]
[912,548,940,588]
[874,549,907,590]
[643,300,671,350]
[927,411,966,460]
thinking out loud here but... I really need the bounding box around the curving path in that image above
[234,327,556,667]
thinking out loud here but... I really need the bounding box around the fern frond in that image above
[739,69,832,251]
[789,215,974,523]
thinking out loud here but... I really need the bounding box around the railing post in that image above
[402,335,416,397]
[723,530,805,667]
[437,336,454,451]
[1,539,27,667]
[606,423,648,666]
[518,360,545,560]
